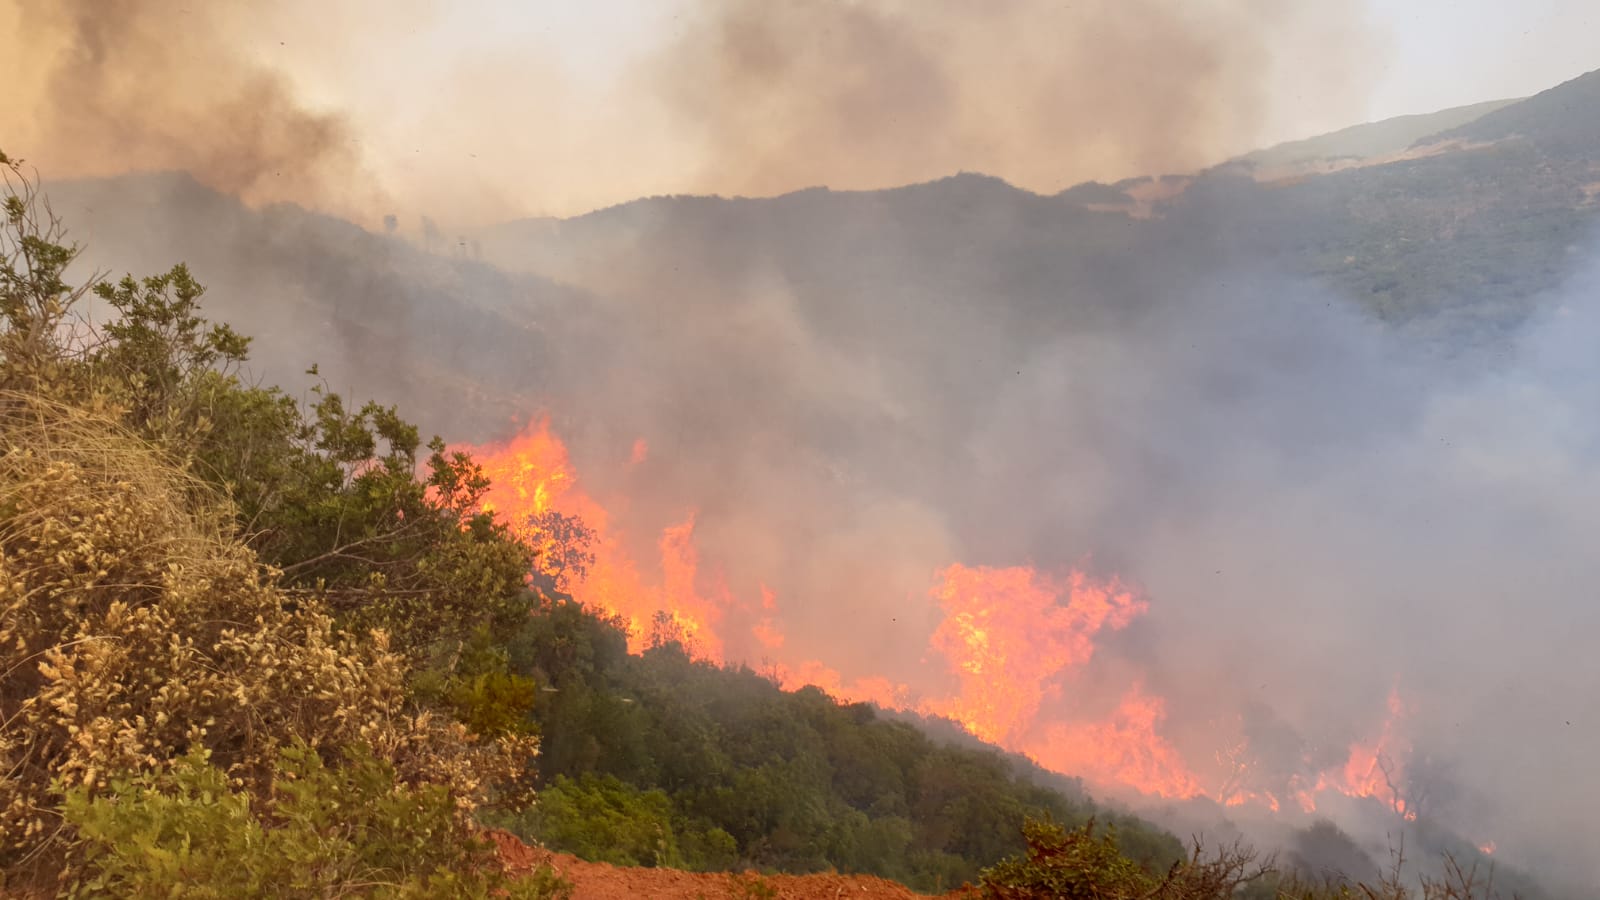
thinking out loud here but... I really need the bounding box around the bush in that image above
[979,819,1157,900]
[532,773,683,868]
[0,392,534,882]
[0,151,540,889]
[61,743,570,899]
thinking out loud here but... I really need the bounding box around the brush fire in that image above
[463,417,1438,828]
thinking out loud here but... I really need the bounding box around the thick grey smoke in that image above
[469,184,1600,891]
[647,0,1378,199]
[10,0,1594,891]
[43,168,1600,892]
[0,0,1378,221]
[0,0,387,218]
[998,257,1600,885]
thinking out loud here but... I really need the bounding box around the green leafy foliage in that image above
[532,773,685,868]
[92,265,250,439]
[182,372,538,660]
[503,598,1184,891]
[412,628,542,740]
[979,819,1156,900]
[0,151,542,893]
[61,744,570,899]
[3,151,540,666]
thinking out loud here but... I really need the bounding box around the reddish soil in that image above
[490,830,976,900]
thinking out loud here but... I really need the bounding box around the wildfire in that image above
[922,564,1145,744]
[751,585,785,651]
[462,417,1423,821]
[656,515,726,662]
[467,419,719,658]
[769,659,911,710]
[1291,773,1329,813]
[1337,687,1413,819]
[1027,684,1205,799]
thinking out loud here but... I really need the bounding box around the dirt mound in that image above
[490,830,974,900]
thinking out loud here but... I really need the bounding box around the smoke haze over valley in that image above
[3,0,1381,221]
[6,3,1600,896]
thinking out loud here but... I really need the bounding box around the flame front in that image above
[1028,684,1204,799]
[468,419,712,657]
[463,418,1428,819]
[923,564,1145,745]
[1336,687,1414,819]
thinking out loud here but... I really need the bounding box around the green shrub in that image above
[979,819,1156,900]
[61,744,569,899]
[532,772,684,868]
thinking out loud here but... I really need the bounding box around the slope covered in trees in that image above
[1,149,1578,898]
[493,598,1183,890]
[0,151,561,896]
[0,150,1186,896]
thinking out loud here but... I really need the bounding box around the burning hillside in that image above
[462,418,1445,831]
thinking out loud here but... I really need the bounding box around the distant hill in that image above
[1238,98,1518,169]
[49,70,1600,524]
[1420,67,1600,155]
[475,70,1600,342]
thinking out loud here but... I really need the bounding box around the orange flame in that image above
[655,515,726,661]
[751,585,785,651]
[1027,684,1205,799]
[1337,687,1412,817]
[461,417,1419,817]
[466,419,732,660]
[769,659,911,709]
[922,564,1145,745]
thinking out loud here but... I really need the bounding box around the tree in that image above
[0,150,543,892]
[0,150,94,392]
[526,508,597,594]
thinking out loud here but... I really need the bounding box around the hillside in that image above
[17,68,1600,897]
[1236,98,1517,169]
[1420,67,1600,154]
[47,72,1600,453]
[7,150,1530,898]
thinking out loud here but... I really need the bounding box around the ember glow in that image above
[464,418,1432,819]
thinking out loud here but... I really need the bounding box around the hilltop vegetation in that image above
[494,598,1183,890]
[0,152,564,896]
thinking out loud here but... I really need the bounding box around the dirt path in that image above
[491,831,975,900]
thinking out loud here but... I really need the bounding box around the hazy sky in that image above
[282,0,1597,217]
[1366,0,1598,119]
[307,0,1597,131]
[9,0,1593,220]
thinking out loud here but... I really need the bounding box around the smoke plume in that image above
[649,0,1377,198]
[0,0,391,217]
[2,0,1379,221]
[15,0,1595,893]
